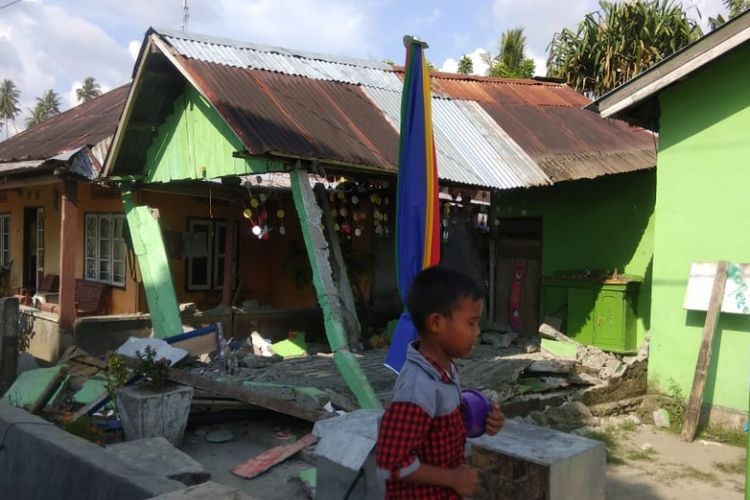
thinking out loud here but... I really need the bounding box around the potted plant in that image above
[115,346,193,446]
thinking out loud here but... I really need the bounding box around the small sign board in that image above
[684,262,750,315]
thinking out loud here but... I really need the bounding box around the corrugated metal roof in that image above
[0,84,129,165]
[109,29,655,188]
[183,58,398,172]
[159,28,403,91]
[430,74,656,182]
[363,87,548,188]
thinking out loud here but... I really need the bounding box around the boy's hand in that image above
[485,404,505,435]
[450,466,479,497]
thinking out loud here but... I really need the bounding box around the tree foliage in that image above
[25,89,61,128]
[76,77,101,103]
[0,79,21,138]
[488,28,535,78]
[547,0,702,96]
[709,0,750,30]
[457,55,474,74]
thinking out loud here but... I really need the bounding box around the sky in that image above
[0,0,728,134]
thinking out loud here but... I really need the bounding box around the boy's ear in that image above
[424,312,444,333]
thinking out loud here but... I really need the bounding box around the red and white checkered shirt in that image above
[376,354,467,499]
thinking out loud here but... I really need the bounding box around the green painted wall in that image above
[650,44,750,412]
[492,169,656,347]
[144,85,283,183]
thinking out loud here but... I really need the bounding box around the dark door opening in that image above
[494,217,542,337]
[23,207,44,292]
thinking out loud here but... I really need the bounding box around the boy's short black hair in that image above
[406,266,484,333]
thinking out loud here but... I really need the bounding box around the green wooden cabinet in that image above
[542,277,640,353]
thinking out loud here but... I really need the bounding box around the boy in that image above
[376,266,505,499]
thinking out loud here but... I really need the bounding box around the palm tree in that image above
[457,55,474,75]
[548,0,702,97]
[75,77,101,103]
[25,90,62,128]
[0,79,21,139]
[488,28,535,78]
[709,0,750,30]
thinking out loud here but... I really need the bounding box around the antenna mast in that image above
[181,0,190,32]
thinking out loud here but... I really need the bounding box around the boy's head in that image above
[406,266,484,358]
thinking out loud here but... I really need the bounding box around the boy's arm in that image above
[376,402,471,493]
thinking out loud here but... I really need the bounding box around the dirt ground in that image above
[601,424,746,499]
[180,413,746,499]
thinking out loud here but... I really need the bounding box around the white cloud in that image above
[0,2,132,132]
[128,40,142,61]
[440,48,490,75]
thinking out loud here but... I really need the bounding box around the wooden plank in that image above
[313,184,362,347]
[29,366,68,414]
[231,433,318,479]
[290,167,381,410]
[681,260,728,442]
[121,191,183,339]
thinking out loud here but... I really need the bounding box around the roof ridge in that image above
[152,27,394,71]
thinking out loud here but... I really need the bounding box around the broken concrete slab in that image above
[2,365,67,409]
[526,359,574,375]
[527,401,597,431]
[541,338,577,360]
[147,481,257,499]
[480,331,516,349]
[106,436,211,486]
[653,408,671,428]
[72,374,109,405]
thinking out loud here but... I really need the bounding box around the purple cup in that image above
[461,389,491,438]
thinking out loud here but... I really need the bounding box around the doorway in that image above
[494,217,542,337]
[23,207,44,291]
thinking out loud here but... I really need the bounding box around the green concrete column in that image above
[121,190,182,339]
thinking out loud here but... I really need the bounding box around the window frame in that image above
[84,212,127,287]
[0,213,10,269]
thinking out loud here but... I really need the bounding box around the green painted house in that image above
[591,11,750,421]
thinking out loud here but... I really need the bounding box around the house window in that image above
[85,213,126,286]
[185,219,234,291]
[0,214,10,269]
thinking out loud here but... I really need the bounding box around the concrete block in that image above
[313,410,385,500]
[106,437,210,486]
[0,400,183,499]
[541,338,578,360]
[117,384,193,446]
[469,420,606,500]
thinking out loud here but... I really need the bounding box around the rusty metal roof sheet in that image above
[159,28,403,91]
[0,84,129,166]
[183,58,399,172]
[430,73,656,182]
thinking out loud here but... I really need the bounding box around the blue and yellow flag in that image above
[385,36,440,372]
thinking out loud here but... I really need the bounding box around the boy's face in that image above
[430,296,483,358]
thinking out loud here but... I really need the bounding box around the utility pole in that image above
[181,0,190,32]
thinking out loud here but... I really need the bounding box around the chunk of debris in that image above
[528,401,596,431]
[106,436,211,486]
[148,481,257,500]
[526,359,574,375]
[480,331,516,349]
[2,365,68,410]
[653,408,671,428]
[541,338,577,360]
[250,332,274,357]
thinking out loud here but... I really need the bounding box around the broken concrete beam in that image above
[117,384,193,446]
[106,436,211,486]
[587,396,646,418]
[468,420,606,500]
[290,167,380,410]
[29,366,68,414]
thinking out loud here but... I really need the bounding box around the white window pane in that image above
[86,259,97,279]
